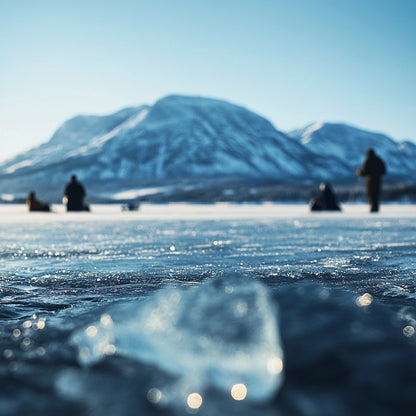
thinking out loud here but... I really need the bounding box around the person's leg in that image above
[369,180,380,212]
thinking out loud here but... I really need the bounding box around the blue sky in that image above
[1,0,415,162]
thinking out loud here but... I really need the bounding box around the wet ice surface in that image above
[1,203,416,416]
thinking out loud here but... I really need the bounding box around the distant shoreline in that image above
[2,182,416,205]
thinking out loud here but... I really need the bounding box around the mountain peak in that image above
[289,121,412,180]
[49,106,145,146]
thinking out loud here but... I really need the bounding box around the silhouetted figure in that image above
[356,148,386,212]
[310,182,341,211]
[63,175,89,211]
[26,191,50,212]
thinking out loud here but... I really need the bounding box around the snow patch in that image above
[5,159,33,174]
[111,186,174,200]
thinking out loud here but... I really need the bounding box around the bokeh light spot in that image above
[100,313,113,327]
[103,344,116,355]
[231,383,247,401]
[147,388,162,404]
[187,392,203,409]
[86,325,98,337]
[35,319,46,330]
[267,356,283,374]
[403,325,415,337]
[356,293,373,307]
[22,320,32,329]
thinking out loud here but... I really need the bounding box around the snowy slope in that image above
[87,95,325,181]
[1,106,147,175]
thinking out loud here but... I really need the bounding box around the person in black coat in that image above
[63,175,89,211]
[26,191,50,212]
[310,182,341,211]
[356,148,386,212]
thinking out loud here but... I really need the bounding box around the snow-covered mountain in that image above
[0,95,414,202]
[289,122,416,182]
[0,95,334,200]
[1,106,149,176]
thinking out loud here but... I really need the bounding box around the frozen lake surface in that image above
[1,203,416,416]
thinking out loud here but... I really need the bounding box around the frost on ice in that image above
[71,276,284,403]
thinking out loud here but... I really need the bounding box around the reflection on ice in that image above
[231,383,248,401]
[147,387,163,404]
[72,277,284,404]
[356,293,373,307]
[403,325,415,337]
[187,392,203,409]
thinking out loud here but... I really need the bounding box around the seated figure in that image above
[310,183,341,212]
[26,191,50,212]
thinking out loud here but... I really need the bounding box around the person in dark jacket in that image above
[26,191,50,212]
[310,182,341,211]
[356,148,386,212]
[63,175,89,211]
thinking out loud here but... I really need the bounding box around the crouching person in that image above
[26,191,50,212]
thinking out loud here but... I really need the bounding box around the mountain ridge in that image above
[289,121,416,182]
[0,95,414,202]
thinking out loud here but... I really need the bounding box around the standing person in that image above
[63,174,89,211]
[356,148,386,212]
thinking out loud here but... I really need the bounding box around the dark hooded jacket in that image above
[26,191,50,212]
[357,149,386,180]
[357,149,386,211]
[64,176,86,211]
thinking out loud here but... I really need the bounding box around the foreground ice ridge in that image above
[71,277,284,403]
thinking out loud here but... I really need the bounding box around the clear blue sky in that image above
[1,0,415,162]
